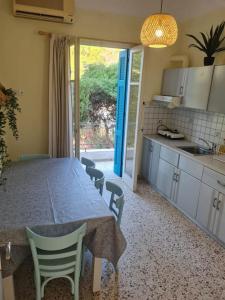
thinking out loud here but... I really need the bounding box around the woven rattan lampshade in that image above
[140,2,178,48]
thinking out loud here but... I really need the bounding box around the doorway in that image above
[70,41,129,178]
[69,40,143,184]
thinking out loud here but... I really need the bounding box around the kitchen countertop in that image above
[143,134,225,176]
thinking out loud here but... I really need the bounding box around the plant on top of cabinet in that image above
[186,21,225,66]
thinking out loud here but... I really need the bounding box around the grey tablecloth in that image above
[0,158,126,277]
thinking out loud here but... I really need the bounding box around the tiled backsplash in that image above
[143,102,225,148]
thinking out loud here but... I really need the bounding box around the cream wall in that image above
[1,0,225,160]
[178,9,225,67]
[141,45,180,102]
[0,0,143,160]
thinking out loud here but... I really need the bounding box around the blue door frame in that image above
[114,50,129,177]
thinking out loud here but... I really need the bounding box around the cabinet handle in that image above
[213,198,217,208]
[5,242,11,261]
[217,180,225,187]
[216,200,222,211]
[173,173,177,181]
[180,86,183,95]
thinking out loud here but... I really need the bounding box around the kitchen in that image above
[141,47,225,248]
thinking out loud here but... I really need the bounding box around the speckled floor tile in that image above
[14,177,225,300]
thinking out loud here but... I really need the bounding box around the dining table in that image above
[0,158,127,299]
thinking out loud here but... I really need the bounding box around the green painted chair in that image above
[26,224,87,300]
[20,154,51,161]
[106,181,124,226]
[81,157,95,171]
[86,167,104,196]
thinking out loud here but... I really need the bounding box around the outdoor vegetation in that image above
[70,45,120,150]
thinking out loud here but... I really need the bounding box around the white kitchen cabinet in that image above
[208,65,225,114]
[183,66,213,110]
[141,137,160,186]
[197,182,225,244]
[176,170,201,219]
[162,68,187,97]
[196,183,217,231]
[142,138,225,247]
[213,193,225,244]
[149,142,161,186]
[156,158,177,200]
[141,138,152,181]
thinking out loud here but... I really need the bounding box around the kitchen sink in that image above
[177,146,213,156]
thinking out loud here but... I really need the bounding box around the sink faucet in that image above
[199,138,217,153]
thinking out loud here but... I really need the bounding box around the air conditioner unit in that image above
[13,0,75,24]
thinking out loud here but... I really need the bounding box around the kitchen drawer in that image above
[179,155,203,180]
[202,167,225,194]
[160,146,179,166]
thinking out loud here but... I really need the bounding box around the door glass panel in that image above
[124,84,139,177]
[123,47,143,190]
[131,51,142,82]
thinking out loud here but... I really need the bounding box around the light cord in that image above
[160,0,164,13]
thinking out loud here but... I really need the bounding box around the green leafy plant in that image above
[186,21,225,65]
[0,86,21,172]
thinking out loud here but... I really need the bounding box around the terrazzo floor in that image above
[14,161,225,299]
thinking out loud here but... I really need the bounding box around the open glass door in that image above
[122,46,144,191]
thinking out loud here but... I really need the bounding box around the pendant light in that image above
[140,0,178,48]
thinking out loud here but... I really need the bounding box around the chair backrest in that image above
[81,157,95,171]
[86,167,104,195]
[26,223,86,277]
[106,181,124,226]
[20,154,51,161]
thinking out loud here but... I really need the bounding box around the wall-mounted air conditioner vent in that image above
[13,0,75,24]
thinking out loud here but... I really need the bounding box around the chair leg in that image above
[74,278,79,300]
[81,246,86,277]
[36,287,41,300]
[34,275,42,300]
[100,185,103,196]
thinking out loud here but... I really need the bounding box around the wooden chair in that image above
[86,167,104,196]
[81,157,95,171]
[106,181,124,226]
[20,154,50,161]
[26,224,86,300]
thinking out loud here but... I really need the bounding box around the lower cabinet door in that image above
[141,138,152,181]
[196,183,217,231]
[214,193,225,243]
[149,142,160,186]
[156,158,175,200]
[176,170,201,219]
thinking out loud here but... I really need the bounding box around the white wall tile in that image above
[143,101,225,147]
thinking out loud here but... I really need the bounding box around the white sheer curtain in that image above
[49,34,73,158]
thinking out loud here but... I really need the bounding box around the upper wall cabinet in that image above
[162,68,187,97]
[182,66,214,110]
[208,65,225,114]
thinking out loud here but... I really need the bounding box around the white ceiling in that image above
[76,0,225,21]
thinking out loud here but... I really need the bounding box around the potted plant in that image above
[0,83,21,176]
[186,21,225,66]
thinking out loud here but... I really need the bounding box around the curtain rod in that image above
[38,30,137,46]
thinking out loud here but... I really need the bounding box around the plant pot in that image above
[204,56,215,66]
